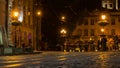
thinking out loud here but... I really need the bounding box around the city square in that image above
[0,51,120,68]
[0,0,120,68]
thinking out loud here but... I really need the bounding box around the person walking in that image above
[107,38,114,51]
[113,35,119,51]
[101,36,107,51]
[97,39,101,51]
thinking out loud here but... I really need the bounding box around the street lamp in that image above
[98,14,109,37]
[35,11,42,51]
[98,14,109,26]
[98,14,109,51]
[61,16,66,23]
[62,16,65,20]
[60,29,67,36]
[13,12,19,18]
[12,11,21,48]
[101,28,105,35]
[37,11,41,16]
[101,15,106,20]
[101,28,104,32]
[60,28,67,52]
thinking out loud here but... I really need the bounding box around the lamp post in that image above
[101,28,104,33]
[12,11,21,48]
[60,16,68,51]
[61,16,66,24]
[35,11,41,51]
[61,16,65,21]
[98,15,109,26]
[60,28,67,52]
[37,11,42,41]
[60,29,67,37]
[98,14,109,37]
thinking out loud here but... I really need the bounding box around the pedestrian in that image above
[101,36,107,51]
[97,39,101,51]
[89,40,94,51]
[113,35,119,51]
[107,37,114,51]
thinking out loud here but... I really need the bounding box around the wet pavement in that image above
[0,51,120,68]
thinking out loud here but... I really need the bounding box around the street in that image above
[0,51,120,68]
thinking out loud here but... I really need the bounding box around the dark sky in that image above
[40,0,101,47]
[42,0,101,15]
[39,0,120,49]
[41,0,102,24]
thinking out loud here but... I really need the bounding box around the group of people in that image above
[97,35,119,51]
[87,35,120,52]
[66,35,120,52]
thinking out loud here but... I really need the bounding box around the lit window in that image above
[109,4,112,8]
[105,4,107,8]
[111,29,115,36]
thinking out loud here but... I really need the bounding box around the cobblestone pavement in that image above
[0,51,120,68]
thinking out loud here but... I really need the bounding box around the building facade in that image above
[72,0,120,43]
[0,0,8,47]
[7,0,42,51]
[72,10,120,42]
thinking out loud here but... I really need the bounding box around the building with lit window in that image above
[7,0,42,51]
[72,10,120,42]
[0,0,8,47]
[72,0,120,43]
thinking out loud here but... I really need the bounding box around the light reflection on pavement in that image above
[0,51,120,68]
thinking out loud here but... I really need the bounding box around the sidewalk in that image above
[0,47,42,56]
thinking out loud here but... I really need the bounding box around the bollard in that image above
[82,50,84,52]
[64,49,66,52]
[69,49,72,52]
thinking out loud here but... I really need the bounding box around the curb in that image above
[0,51,42,56]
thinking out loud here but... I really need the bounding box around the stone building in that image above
[72,0,120,43]
[7,0,42,51]
[72,9,120,42]
[0,0,8,47]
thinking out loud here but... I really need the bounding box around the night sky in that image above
[40,0,102,49]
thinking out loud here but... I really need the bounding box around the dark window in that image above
[91,19,94,25]
[118,17,120,22]
[84,19,88,25]
[90,29,95,36]
[78,22,82,25]
[109,4,112,8]
[84,29,88,36]
[78,29,82,36]
[111,29,115,36]
[111,18,115,25]
[95,18,98,23]
[12,1,16,8]
[105,4,107,8]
